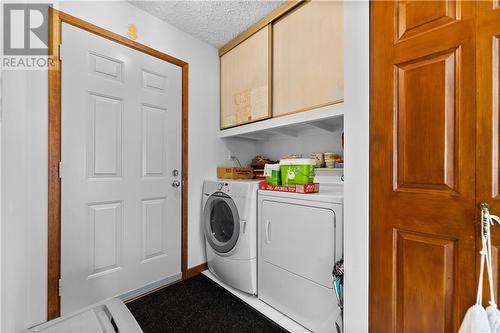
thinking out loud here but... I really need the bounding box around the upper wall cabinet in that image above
[273,1,344,117]
[220,25,271,129]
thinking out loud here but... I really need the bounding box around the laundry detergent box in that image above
[279,158,315,185]
[263,163,281,185]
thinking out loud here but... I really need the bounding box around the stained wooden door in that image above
[477,1,500,304]
[370,1,477,332]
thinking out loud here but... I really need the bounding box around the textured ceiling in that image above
[130,1,285,48]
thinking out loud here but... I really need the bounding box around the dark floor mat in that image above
[126,274,288,333]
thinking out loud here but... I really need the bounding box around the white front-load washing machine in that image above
[202,179,260,294]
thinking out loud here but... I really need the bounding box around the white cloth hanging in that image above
[485,211,500,332]
[460,305,491,333]
[459,208,500,333]
[459,246,491,333]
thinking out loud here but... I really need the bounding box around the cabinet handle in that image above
[265,220,271,244]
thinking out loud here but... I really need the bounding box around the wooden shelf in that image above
[219,102,344,140]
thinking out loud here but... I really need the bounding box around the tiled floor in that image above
[202,270,311,333]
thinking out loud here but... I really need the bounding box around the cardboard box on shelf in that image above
[217,167,254,179]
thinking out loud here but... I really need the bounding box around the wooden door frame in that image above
[47,9,189,320]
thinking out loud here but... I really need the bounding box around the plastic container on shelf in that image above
[280,158,315,185]
[264,164,281,185]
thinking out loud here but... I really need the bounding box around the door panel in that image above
[88,94,123,178]
[370,1,476,332]
[477,1,500,304]
[395,231,455,333]
[88,201,123,277]
[61,23,182,314]
[395,49,457,191]
[396,0,458,40]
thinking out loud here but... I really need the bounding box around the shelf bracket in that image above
[305,120,336,133]
[237,133,269,141]
[265,127,298,137]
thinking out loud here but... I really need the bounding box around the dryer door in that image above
[204,192,240,254]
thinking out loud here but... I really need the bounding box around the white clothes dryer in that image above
[258,184,344,332]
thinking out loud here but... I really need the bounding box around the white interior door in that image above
[60,23,182,314]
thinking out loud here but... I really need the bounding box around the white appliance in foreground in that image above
[202,180,260,294]
[28,299,142,333]
[258,186,343,333]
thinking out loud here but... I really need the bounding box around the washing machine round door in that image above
[203,192,240,254]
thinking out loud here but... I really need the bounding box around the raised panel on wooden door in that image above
[492,34,500,306]
[396,0,458,40]
[89,52,123,82]
[395,49,457,192]
[142,104,167,177]
[272,1,343,117]
[141,197,168,263]
[395,231,455,333]
[88,201,123,278]
[142,69,167,93]
[494,37,500,198]
[88,93,123,178]
[489,245,500,303]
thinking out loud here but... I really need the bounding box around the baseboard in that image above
[121,273,182,303]
[121,263,208,304]
[185,262,208,279]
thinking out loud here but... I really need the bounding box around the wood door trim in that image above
[184,262,209,279]
[47,8,189,320]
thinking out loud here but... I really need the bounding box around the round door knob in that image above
[172,180,181,188]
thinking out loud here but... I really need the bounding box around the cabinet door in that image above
[273,1,343,117]
[220,25,270,129]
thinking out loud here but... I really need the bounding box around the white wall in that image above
[221,137,260,167]
[256,128,343,162]
[343,1,370,332]
[1,2,225,331]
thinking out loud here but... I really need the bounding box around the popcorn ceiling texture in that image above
[130,1,285,48]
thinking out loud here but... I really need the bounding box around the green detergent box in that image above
[280,158,315,185]
[264,164,281,185]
